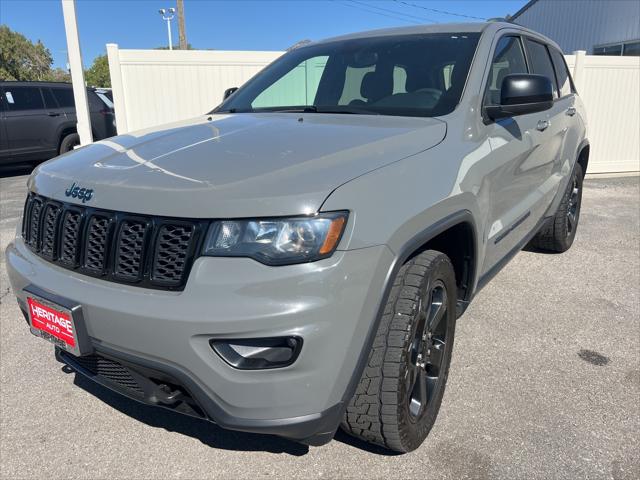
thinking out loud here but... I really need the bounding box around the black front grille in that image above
[22,194,205,290]
[153,224,195,284]
[59,210,82,266]
[83,215,112,273]
[41,203,61,258]
[72,353,145,396]
[114,220,148,281]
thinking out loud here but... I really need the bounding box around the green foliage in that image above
[0,25,54,81]
[155,43,194,50]
[47,67,71,83]
[84,54,110,88]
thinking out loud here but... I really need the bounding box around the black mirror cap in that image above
[223,87,238,100]
[501,73,553,105]
[485,74,554,120]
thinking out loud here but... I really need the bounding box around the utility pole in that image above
[61,0,93,145]
[177,0,188,50]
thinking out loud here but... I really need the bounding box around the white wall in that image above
[106,45,283,133]
[107,46,639,174]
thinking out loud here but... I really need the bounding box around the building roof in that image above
[510,0,540,20]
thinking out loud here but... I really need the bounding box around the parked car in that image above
[6,22,588,452]
[0,81,117,165]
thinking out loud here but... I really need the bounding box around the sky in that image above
[0,0,528,69]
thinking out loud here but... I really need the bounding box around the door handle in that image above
[47,112,60,117]
[566,107,577,116]
[536,120,549,131]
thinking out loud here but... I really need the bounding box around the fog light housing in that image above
[210,336,302,370]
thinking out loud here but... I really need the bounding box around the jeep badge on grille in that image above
[64,183,94,203]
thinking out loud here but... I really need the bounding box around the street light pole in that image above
[166,17,172,50]
[158,8,175,50]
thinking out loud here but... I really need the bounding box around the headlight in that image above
[202,212,348,265]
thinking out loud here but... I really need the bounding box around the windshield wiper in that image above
[214,105,380,115]
[260,106,318,113]
[314,106,379,115]
[259,105,379,115]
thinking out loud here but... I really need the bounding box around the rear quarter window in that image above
[88,91,106,111]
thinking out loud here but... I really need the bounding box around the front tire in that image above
[59,133,80,154]
[341,250,457,452]
[529,163,584,253]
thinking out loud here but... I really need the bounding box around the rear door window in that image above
[484,36,528,106]
[3,87,45,111]
[524,39,559,98]
[549,48,573,97]
[51,88,75,108]
[41,88,59,109]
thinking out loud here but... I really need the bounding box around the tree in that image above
[46,67,71,83]
[84,54,110,88]
[155,43,194,50]
[0,25,53,81]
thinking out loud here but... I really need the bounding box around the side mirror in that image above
[223,87,238,100]
[485,74,553,120]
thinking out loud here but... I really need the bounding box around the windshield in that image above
[215,33,480,118]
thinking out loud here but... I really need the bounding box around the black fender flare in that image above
[334,210,478,427]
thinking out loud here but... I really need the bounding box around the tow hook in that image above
[150,384,184,405]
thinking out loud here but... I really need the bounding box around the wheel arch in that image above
[56,125,78,153]
[576,139,590,177]
[395,210,478,313]
[336,209,479,432]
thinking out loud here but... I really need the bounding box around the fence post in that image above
[106,43,128,135]
[572,50,587,92]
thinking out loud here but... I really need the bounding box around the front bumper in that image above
[6,236,393,444]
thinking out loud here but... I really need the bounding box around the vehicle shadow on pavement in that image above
[68,369,311,456]
[332,429,401,456]
[0,165,37,178]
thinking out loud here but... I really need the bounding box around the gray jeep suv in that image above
[6,22,588,452]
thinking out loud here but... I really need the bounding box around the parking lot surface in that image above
[1,172,639,480]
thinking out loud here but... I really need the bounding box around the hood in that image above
[30,113,446,218]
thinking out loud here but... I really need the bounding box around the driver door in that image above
[479,35,559,276]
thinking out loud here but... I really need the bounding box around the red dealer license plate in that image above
[27,297,77,351]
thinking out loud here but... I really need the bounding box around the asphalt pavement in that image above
[1,171,638,479]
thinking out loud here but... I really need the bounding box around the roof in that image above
[310,20,562,54]
[317,22,495,44]
[0,81,73,87]
[510,0,539,20]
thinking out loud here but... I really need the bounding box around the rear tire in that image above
[59,133,80,154]
[341,250,457,453]
[529,163,584,253]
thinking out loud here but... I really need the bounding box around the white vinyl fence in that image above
[107,46,640,174]
[565,52,639,174]
[106,44,283,133]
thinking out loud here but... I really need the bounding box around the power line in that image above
[349,0,437,23]
[335,1,420,24]
[392,0,487,21]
